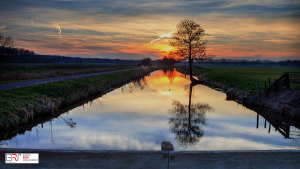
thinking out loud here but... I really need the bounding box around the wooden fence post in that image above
[268,78,271,94]
[264,82,267,96]
[286,73,290,88]
[41,84,45,92]
[256,82,259,97]
[275,79,278,92]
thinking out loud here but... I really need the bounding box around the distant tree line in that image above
[162,56,177,66]
[138,57,152,66]
[138,56,178,66]
[4,50,299,67]
[7,54,145,65]
[2,45,299,67]
[199,59,300,67]
[1,32,299,67]
[1,47,35,62]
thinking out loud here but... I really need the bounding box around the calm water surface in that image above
[2,69,299,150]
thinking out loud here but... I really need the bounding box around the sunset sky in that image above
[0,0,299,60]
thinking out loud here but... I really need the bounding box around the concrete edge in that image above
[1,148,300,154]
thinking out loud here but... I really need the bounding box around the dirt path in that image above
[0,68,140,91]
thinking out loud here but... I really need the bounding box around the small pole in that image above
[161,141,173,169]
[41,84,45,92]
[264,82,267,96]
[256,82,259,97]
[264,119,266,128]
[275,79,278,91]
[268,123,271,133]
[41,83,45,92]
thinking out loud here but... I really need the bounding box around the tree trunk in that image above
[189,42,193,81]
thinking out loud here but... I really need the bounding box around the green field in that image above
[0,63,133,73]
[179,66,300,93]
[0,63,137,84]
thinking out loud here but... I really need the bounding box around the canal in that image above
[1,69,299,150]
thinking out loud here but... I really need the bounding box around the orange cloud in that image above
[7,5,299,60]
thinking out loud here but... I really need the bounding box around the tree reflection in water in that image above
[80,77,148,111]
[169,83,214,147]
[163,67,176,83]
[0,113,76,148]
[121,77,148,93]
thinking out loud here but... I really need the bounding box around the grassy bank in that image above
[0,64,137,84]
[0,67,159,130]
[178,66,300,93]
[177,66,300,115]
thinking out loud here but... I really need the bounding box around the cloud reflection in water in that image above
[1,69,299,150]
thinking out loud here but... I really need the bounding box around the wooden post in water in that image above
[268,123,271,133]
[256,114,259,129]
[256,82,259,97]
[264,119,266,128]
[286,126,290,138]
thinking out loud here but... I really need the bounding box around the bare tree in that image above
[0,33,15,63]
[169,19,214,82]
